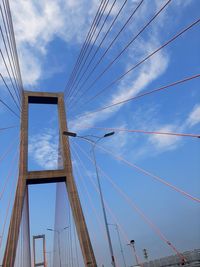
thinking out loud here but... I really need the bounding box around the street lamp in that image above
[143,248,148,261]
[128,240,140,266]
[108,223,127,267]
[47,227,69,267]
[63,130,116,267]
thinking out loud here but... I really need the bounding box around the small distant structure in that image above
[33,234,47,267]
[143,248,148,260]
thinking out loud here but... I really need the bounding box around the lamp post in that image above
[47,227,69,267]
[108,223,127,267]
[143,248,148,261]
[128,240,139,266]
[63,130,116,267]
[45,251,55,267]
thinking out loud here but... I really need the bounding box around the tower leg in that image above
[3,93,30,267]
[58,96,97,266]
[3,181,28,266]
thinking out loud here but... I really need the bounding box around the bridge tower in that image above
[33,235,47,267]
[3,91,97,267]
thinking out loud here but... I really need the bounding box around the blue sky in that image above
[0,0,200,266]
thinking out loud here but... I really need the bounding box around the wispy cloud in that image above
[69,0,198,159]
[9,0,99,85]
[135,103,200,157]
[185,104,200,127]
[148,124,180,151]
[29,128,59,169]
[86,102,200,163]
[2,0,197,166]
[70,36,169,131]
[110,42,169,104]
[5,0,167,87]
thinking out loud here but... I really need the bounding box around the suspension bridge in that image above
[0,0,199,266]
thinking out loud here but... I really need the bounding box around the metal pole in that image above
[49,252,52,267]
[92,144,116,267]
[47,227,69,267]
[57,231,62,267]
[115,224,126,267]
[48,252,52,267]
[43,236,47,267]
[129,241,139,266]
[133,244,139,266]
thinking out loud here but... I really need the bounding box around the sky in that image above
[0,0,200,266]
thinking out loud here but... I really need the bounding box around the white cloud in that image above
[2,0,197,166]
[186,104,200,127]
[69,106,117,132]
[68,0,177,133]
[70,39,169,132]
[69,0,197,156]
[130,102,200,157]
[174,0,193,7]
[7,0,169,87]
[10,0,98,47]
[81,101,200,163]
[8,0,100,85]
[148,124,180,151]
[29,129,59,169]
[11,1,63,50]
[18,46,42,86]
[110,43,169,105]
[1,0,194,90]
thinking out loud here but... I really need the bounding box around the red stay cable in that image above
[0,169,18,249]
[74,73,200,118]
[74,141,186,263]
[95,142,200,203]
[75,126,200,139]
[0,125,18,132]
[0,137,18,164]
[78,139,200,203]
[0,149,19,200]
[81,18,200,108]
[72,141,143,267]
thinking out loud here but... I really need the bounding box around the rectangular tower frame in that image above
[3,91,97,267]
[33,235,47,267]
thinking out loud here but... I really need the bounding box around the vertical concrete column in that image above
[3,93,30,267]
[58,95,97,267]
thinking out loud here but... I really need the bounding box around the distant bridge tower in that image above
[3,91,97,267]
[33,235,47,267]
